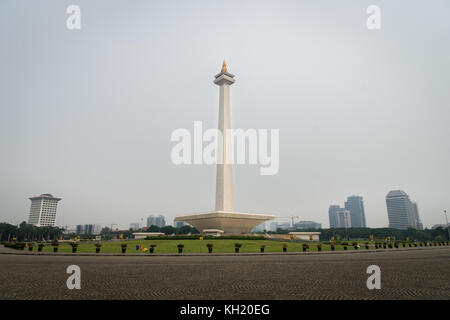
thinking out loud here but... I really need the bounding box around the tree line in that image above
[0,221,64,242]
[269,227,450,241]
[0,222,199,242]
[2,221,448,242]
[97,224,200,240]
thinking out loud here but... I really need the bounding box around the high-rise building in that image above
[28,194,62,227]
[336,210,352,228]
[174,220,189,228]
[410,202,423,230]
[328,205,341,228]
[294,221,322,230]
[63,227,76,234]
[76,224,102,235]
[344,196,367,228]
[386,190,422,229]
[147,215,166,228]
[130,222,140,231]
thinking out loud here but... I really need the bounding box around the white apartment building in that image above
[28,194,62,227]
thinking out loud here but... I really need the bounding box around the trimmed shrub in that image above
[16,242,26,250]
[70,242,79,253]
[51,242,59,253]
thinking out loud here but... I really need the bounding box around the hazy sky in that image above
[1,0,449,229]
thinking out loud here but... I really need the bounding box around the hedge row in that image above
[144,235,266,240]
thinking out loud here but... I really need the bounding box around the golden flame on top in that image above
[221,60,228,73]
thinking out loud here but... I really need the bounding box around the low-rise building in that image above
[289,232,321,241]
[133,232,165,240]
[202,229,224,237]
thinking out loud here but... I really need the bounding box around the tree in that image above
[160,226,177,235]
[179,225,199,234]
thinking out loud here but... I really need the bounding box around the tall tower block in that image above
[28,193,62,227]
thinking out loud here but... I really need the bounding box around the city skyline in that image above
[1,1,449,230]
[5,189,447,230]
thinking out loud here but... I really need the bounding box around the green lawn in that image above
[27,239,377,254]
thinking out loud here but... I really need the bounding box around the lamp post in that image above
[444,210,450,241]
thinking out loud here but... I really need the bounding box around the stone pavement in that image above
[0,246,449,299]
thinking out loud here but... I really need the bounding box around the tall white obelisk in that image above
[214,61,235,212]
[174,62,275,234]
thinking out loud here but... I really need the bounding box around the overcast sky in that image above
[1,0,449,229]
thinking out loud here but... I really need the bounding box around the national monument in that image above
[174,62,275,234]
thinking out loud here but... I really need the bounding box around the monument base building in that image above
[176,211,274,235]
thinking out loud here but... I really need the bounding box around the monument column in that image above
[214,61,235,212]
[174,63,275,234]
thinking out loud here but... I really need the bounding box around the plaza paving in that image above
[0,245,449,299]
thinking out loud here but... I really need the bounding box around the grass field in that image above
[25,239,382,253]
